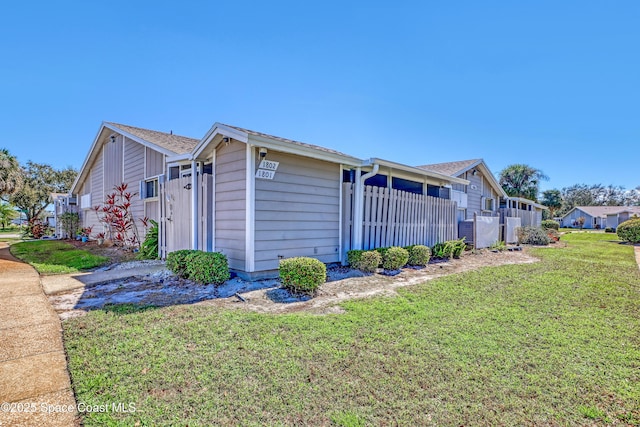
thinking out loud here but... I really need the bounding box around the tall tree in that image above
[8,162,78,222]
[0,148,23,197]
[540,189,562,218]
[498,164,548,202]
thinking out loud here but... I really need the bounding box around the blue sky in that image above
[1,1,638,192]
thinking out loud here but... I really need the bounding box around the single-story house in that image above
[160,123,468,278]
[560,206,640,229]
[71,121,472,279]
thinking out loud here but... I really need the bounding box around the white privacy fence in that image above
[342,183,458,252]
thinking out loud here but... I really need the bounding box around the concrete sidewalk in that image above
[0,243,79,426]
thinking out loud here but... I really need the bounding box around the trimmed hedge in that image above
[166,249,230,284]
[347,250,366,267]
[517,226,551,245]
[166,249,199,277]
[185,251,230,284]
[617,218,640,243]
[408,245,431,266]
[541,220,560,230]
[356,251,382,273]
[382,246,409,270]
[279,257,326,295]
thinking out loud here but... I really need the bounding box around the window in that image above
[140,178,159,199]
[169,166,180,180]
[392,177,423,195]
[427,185,450,199]
[483,197,495,211]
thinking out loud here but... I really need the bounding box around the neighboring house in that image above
[561,206,640,229]
[417,159,506,222]
[416,159,546,244]
[70,122,199,240]
[49,193,77,238]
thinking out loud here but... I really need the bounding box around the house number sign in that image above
[256,160,279,180]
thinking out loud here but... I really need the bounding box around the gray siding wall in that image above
[103,134,124,193]
[254,151,341,272]
[123,138,145,227]
[463,171,482,219]
[215,141,246,271]
[146,147,164,177]
[83,146,104,230]
[459,171,499,219]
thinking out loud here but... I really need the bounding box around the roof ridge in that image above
[106,122,199,142]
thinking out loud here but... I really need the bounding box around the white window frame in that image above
[140,175,162,200]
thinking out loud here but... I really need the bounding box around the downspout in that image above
[191,159,198,250]
[353,163,379,250]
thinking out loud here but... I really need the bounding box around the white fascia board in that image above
[71,123,109,194]
[476,163,508,198]
[507,196,548,210]
[72,122,181,194]
[192,123,249,159]
[165,153,191,163]
[363,158,469,186]
[247,134,363,167]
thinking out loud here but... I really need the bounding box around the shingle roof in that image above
[106,122,199,155]
[416,159,482,177]
[570,206,640,218]
[221,124,356,159]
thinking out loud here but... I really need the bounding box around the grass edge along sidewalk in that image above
[63,233,640,426]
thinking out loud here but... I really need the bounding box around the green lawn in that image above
[10,240,108,274]
[63,234,640,426]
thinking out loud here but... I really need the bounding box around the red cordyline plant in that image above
[92,183,149,249]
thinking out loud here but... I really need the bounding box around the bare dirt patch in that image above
[49,248,539,320]
[64,239,138,264]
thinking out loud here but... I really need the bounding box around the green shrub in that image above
[451,238,466,258]
[184,251,230,285]
[355,251,382,273]
[347,250,366,267]
[382,246,409,270]
[279,257,326,295]
[617,218,640,243]
[138,220,159,260]
[604,227,615,233]
[432,241,453,259]
[375,247,390,259]
[517,226,551,245]
[166,249,198,277]
[432,239,466,259]
[408,245,431,266]
[541,220,560,230]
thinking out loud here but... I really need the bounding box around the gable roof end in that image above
[190,122,363,166]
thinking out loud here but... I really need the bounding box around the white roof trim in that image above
[191,122,364,166]
[71,122,184,194]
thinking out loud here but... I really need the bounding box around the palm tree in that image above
[0,148,23,197]
[498,164,548,202]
